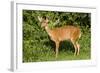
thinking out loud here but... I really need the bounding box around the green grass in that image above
[23,31,91,62]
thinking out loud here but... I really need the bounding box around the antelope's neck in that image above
[45,26,52,36]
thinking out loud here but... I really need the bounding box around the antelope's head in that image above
[38,16,49,28]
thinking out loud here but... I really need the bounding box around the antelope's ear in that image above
[38,16,42,22]
[46,18,49,23]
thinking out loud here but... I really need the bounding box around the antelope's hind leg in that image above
[71,39,77,56]
[76,42,80,55]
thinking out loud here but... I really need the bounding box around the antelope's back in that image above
[50,26,81,41]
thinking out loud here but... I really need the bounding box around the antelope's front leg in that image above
[55,41,60,58]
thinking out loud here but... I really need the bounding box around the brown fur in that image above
[38,16,81,58]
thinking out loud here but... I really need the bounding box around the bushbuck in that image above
[38,16,81,58]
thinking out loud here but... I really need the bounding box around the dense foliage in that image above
[23,10,91,62]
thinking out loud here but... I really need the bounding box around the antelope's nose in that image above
[41,24,44,28]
